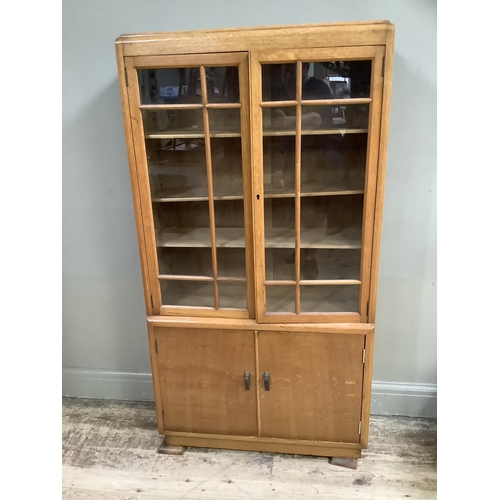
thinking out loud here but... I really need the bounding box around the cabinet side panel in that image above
[156,328,257,436]
[369,27,395,322]
[115,44,153,315]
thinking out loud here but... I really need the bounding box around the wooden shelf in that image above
[263,128,368,137]
[151,179,364,202]
[145,129,241,139]
[156,227,361,249]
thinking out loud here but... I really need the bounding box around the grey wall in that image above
[63,0,436,416]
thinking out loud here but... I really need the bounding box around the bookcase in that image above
[115,20,394,463]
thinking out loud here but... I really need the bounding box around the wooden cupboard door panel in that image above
[155,328,257,436]
[259,331,364,443]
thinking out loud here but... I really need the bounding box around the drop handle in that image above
[244,371,250,390]
[264,372,270,391]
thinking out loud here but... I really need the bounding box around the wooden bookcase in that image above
[115,21,394,462]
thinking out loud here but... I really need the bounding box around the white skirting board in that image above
[62,368,437,418]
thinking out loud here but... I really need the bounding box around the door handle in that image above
[244,371,250,390]
[264,372,270,391]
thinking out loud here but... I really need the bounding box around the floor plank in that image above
[62,398,436,499]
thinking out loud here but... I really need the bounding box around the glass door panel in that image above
[135,59,249,313]
[259,54,378,318]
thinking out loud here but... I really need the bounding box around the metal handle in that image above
[264,372,270,391]
[244,371,250,390]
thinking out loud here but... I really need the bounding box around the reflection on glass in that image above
[142,109,204,136]
[209,108,241,134]
[263,136,295,194]
[264,198,295,249]
[266,286,295,313]
[138,68,202,104]
[300,134,367,194]
[300,249,361,281]
[265,249,295,281]
[147,138,207,200]
[300,285,359,313]
[211,138,243,198]
[300,196,363,249]
[302,60,372,99]
[262,63,296,101]
[205,66,240,103]
[261,60,372,103]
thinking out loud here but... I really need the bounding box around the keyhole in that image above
[256,194,260,200]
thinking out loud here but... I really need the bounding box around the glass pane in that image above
[211,138,243,199]
[209,108,241,135]
[138,68,201,104]
[155,200,211,247]
[265,249,295,281]
[266,286,295,313]
[205,66,240,103]
[218,282,247,309]
[262,63,296,102]
[300,196,363,250]
[158,248,212,277]
[148,138,207,201]
[142,109,204,137]
[263,136,295,196]
[217,248,246,278]
[300,249,361,281]
[263,107,297,134]
[264,197,295,250]
[161,280,214,308]
[300,104,369,131]
[301,60,371,99]
[300,285,359,313]
[301,134,367,196]
[214,199,246,250]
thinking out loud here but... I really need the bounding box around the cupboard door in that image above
[252,47,385,322]
[126,53,253,318]
[259,331,364,443]
[155,328,257,436]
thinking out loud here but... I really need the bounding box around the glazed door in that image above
[155,328,257,436]
[258,331,365,443]
[251,47,385,322]
[125,53,254,318]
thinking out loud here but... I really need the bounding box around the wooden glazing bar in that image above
[139,103,203,110]
[205,103,242,109]
[145,131,240,139]
[301,98,372,106]
[264,280,296,286]
[200,65,219,309]
[295,61,302,315]
[217,277,247,283]
[299,280,361,286]
[157,275,214,282]
[260,100,298,107]
[262,128,368,137]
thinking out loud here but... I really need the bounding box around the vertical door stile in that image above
[294,61,303,315]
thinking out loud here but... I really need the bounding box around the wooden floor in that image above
[62,398,437,499]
